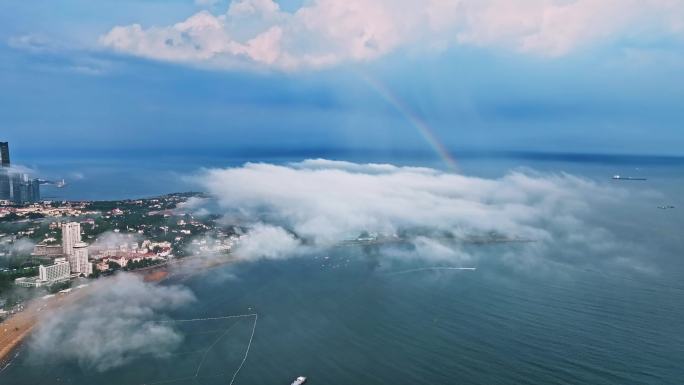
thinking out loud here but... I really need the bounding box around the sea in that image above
[1,150,683,384]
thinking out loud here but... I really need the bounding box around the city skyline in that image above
[0,142,40,203]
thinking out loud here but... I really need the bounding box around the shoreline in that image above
[0,286,91,369]
[0,255,232,366]
[0,266,173,366]
[0,320,33,373]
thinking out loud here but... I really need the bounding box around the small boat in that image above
[291,376,307,385]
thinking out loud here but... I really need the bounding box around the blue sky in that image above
[1,0,683,159]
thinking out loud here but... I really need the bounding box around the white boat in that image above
[291,376,307,385]
[612,174,647,181]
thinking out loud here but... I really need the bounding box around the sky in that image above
[1,0,683,160]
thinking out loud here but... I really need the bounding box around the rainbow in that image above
[359,73,459,172]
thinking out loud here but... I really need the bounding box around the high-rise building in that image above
[71,242,91,275]
[0,142,9,201]
[0,143,40,203]
[30,178,40,202]
[62,222,82,257]
[0,142,9,166]
[0,168,9,201]
[39,258,70,282]
[10,173,28,203]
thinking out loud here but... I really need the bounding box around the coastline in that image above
[0,285,92,370]
[0,316,33,373]
[0,191,227,367]
[0,266,173,367]
[0,255,230,366]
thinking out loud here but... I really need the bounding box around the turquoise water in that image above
[2,154,684,384]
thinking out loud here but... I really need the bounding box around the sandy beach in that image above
[0,253,238,369]
[0,286,92,371]
[0,267,175,368]
[0,308,35,371]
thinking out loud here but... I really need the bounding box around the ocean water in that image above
[2,152,684,384]
[24,149,684,201]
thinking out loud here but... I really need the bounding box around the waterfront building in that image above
[38,257,70,282]
[14,277,45,288]
[62,222,82,257]
[32,244,65,256]
[71,241,91,275]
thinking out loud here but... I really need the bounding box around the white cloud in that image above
[92,231,141,249]
[9,238,36,256]
[228,0,279,16]
[452,0,684,57]
[234,223,301,260]
[29,274,195,372]
[2,164,38,176]
[8,34,115,76]
[99,0,684,70]
[375,237,475,272]
[175,196,213,217]
[193,159,640,269]
[407,236,473,263]
[7,34,62,53]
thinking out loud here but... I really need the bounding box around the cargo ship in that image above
[612,175,647,181]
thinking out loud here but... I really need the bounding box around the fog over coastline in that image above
[192,159,647,270]
[28,274,195,372]
[13,159,669,377]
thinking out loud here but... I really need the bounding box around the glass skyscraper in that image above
[0,142,10,201]
[0,142,9,166]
